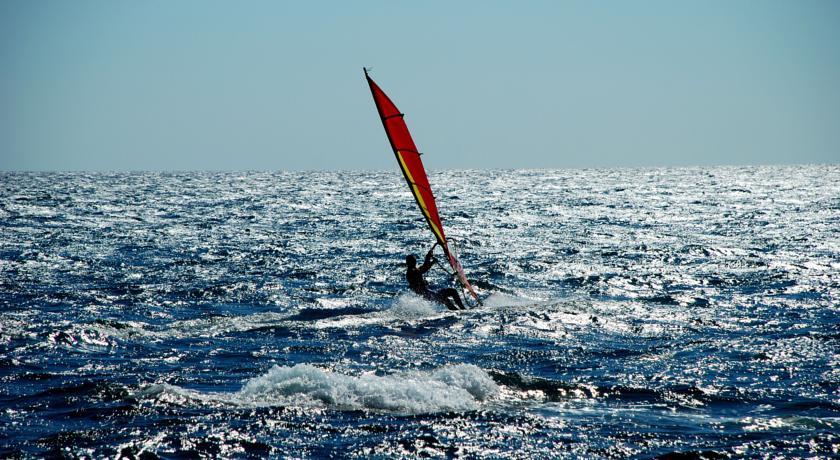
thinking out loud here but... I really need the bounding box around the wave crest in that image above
[240,363,498,413]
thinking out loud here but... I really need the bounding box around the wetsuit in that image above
[407,250,465,310]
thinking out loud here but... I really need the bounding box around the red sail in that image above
[365,70,481,304]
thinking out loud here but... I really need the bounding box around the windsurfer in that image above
[406,249,465,311]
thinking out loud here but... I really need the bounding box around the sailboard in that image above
[364,68,482,305]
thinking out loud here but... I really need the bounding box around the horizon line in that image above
[1,162,837,174]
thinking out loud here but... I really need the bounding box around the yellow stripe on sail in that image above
[397,151,446,246]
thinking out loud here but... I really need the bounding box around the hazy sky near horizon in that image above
[2,0,838,171]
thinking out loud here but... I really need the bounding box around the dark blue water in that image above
[1,167,837,458]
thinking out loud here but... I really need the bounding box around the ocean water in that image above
[0,166,837,458]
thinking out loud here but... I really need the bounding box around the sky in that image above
[1,0,838,171]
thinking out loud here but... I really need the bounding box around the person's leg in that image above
[430,290,458,310]
[441,288,465,310]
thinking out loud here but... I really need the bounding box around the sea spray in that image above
[239,363,499,413]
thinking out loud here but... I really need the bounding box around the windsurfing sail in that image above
[364,68,481,305]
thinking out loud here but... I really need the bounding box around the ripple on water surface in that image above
[0,166,838,458]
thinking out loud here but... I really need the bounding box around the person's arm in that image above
[418,248,435,274]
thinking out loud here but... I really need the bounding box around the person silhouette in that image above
[405,248,465,310]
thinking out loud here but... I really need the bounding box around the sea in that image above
[0,165,837,459]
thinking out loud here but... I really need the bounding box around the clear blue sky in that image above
[2,0,838,171]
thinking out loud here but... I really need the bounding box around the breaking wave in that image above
[136,363,499,414]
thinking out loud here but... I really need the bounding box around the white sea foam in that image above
[312,293,445,329]
[386,293,442,318]
[238,363,498,413]
[481,293,542,308]
[136,363,499,414]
